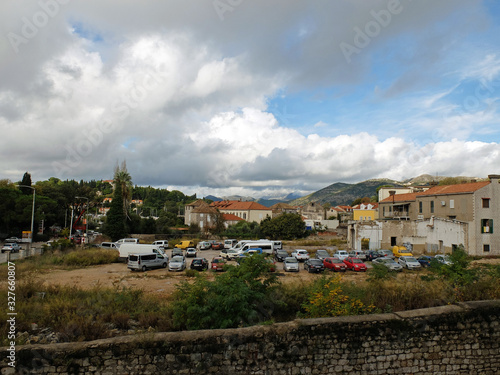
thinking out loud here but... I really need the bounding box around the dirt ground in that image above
[28,248,500,297]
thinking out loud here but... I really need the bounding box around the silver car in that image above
[398,256,421,270]
[372,257,403,271]
[168,256,186,271]
[283,257,299,272]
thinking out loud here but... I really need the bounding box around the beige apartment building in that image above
[377,175,500,256]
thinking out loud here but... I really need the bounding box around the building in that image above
[270,202,298,218]
[376,175,500,256]
[210,200,272,223]
[299,202,325,221]
[352,202,379,221]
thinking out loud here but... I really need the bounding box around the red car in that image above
[343,257,367,272]
[211,257,226,271]
[323,257,347,272]
[211,242,224,250]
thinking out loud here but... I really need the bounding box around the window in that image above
[243,213,247,220]
[484,244,490,252]
[450,199,455,209]
[430,201,434,213]
[482,198,490,208]
[419,201,423,214]
[391,237,397,246]
[481,219,493,233]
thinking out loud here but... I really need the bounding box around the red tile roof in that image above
[222,214,244,221]
[418,181,490,196]
[210,200,270,210]
[380,193,419,203]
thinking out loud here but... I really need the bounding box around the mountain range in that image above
[204,174,481,207]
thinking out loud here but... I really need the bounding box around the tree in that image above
[114,161,133,219]
[104,181,127,241]
[209,209,226,236]
[260,213,308,240]
[20,172,32,195]
[171,254,279,330]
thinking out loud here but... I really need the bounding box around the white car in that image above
[398,256,421,270]
[348,250,366,260]
[1,243,20,253]
[283,257,299,272]
[435,254,453,265]
[291,249,310,262]
[185,248,197,258]
[220,249,239,260]
[168,256,186,271]
[334,250,349,260]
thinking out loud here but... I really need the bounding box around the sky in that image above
[1,0,500,199]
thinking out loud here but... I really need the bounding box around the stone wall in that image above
[2,300,499,374]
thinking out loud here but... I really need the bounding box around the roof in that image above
[185,199,206,208]
[191,201,218,214]
[222,214,244,221]
[270,202,296,210]
[210,200,270,211]
[380,193,419,203]
[417,181,490,197]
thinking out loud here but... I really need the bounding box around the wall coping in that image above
[4,299,499,354]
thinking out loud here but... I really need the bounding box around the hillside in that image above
[289,179,402,206]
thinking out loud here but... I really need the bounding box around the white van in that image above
[272,241,283,250]
[224,239,237,249]
[237,241,274,255]
[152,240,169,249]
[118,243,167,262]
[100,242,118,249]
[127,253,168,271]
[115,238,139,246]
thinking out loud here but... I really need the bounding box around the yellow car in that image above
[174,240,195,249]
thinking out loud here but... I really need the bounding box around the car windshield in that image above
[277,251,288,256]
[317,250,328,255]
[309,260,323,265]
[352,258,363,264]
[212,258,223,263]
[285,257,298,263]
[331,258,344,264]
[171,256,183,262]
[405,257,417,262]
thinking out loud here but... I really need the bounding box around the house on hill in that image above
[210,200,272,223]
[270,202,298,218]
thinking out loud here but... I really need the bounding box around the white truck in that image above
[117,243,167,262]
[234,241,274,255]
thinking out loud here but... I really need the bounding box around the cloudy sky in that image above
[1,0,500,198]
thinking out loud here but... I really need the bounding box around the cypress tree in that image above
[104,182,127,241]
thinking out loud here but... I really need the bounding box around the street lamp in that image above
[75,196,89,242]
[17,185,35,249]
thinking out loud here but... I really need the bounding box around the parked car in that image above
[220,248,239,260]
[128,253,168,272]
[211,257,226,271]
[372,257,403,271]
[185,248,197,258]
[198,241,212,250]
[272,241,283,250]
[376,249,395,259]
[343,257,367,272]
[100,242,118,249]
[365,250,381,261]
[190,258,209,271]
[175,240,195,249]
[274,250,289,262]
[434,254,453,265]
[283,257,299,272]
[211,242,224,250]
[304,259,325,273]
[168,256,186,271]
[5,237,21,243]
[417,255,434,267]
[171,248,184,258]
[291,249,310,262]
[348,250,366,260]
[315,249,330,260]
[265,258,277,272]
[398,256,422,270]
[224,239,238,249]
[152,240,169,249]
[333,250,349,260]
[323,257,347,272]
[1,243,20,253]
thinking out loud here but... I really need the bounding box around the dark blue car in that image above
[417,255,433,267]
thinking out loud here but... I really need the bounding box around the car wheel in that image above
[142,266,147,272]
[162,263,167,268]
